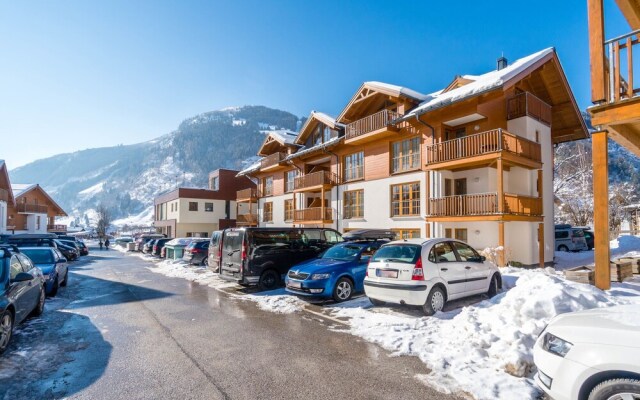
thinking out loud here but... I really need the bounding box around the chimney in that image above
[497,56,508,71]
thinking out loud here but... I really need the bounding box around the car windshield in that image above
[20,249,55,264]
[321,244,363,261]
[371,244,420,263]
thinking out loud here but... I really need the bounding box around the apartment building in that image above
[0,161,15,234]
[154,168,255,237]
[239,48,587,267]
[7,183,68,234]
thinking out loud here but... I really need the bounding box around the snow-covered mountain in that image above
[10,106,301,228]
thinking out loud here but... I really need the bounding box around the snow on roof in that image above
[364,81,429,101]
[403,48,555,119]
[268,129,299,145]
[11,183,37,197]
[237,160,262,176]
[286,135,343,160]
[310,111,345,128]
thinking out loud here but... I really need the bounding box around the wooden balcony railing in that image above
[0,188,9,203]
[236,188,259,201]
[260,152,287,169]
[294,171,339,191]
[504,193,543,216]
[16,203,48,214]
[236,213,259,226]
[293,207,333,222]
[591,27,640,104]
[506,92,552,126]
[47,224,67,232]
[346,109,401,140]
[425,128,541,165]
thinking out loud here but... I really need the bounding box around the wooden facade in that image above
[7,184,67,233]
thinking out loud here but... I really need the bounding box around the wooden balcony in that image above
[425,128,542,171]
[236,188,259,202]
[293,207,333,224]
[236,213,259,226]
[16,203,48,214]
[0,188,9,203]
[47,224,67,232]
[345,109,400,145]
[260,152,287,171]
[293,171,339,193]
[426,192,542,222]
[507,92,552,126]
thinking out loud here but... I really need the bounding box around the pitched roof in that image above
[0,160,15,205]
[363,81,429,102]
[257,129,300,157]
[295,111,344,145]
[11,183,67,216]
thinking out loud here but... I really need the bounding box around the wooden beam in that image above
[590,96,640,126]
[592,131,611,290]
[497,158,504,213]
[616,0,640,30]
[588,0,607,103]
[608,123,640,157]
[538,223,545,268]
[498,222,505,267]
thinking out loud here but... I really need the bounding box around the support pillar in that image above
[538,223,545,268]
[592,131,611,290]
[498,221,505,267]
[497,158,504,214]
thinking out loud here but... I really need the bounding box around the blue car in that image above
[285,241,384,302]
[20,247,69,296]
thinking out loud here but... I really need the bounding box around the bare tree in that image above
[96,204,112,238]
[554,141,594,226]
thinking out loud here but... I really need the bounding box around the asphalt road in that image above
[0,246,461,400]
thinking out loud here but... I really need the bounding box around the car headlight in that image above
[311,273,330,280]
[542,333,573,357]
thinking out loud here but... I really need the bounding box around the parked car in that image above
[53,240,79,261]
[114,237,134,246]
[5,235,79,261]
[0,245,46,354]
[58,239,83,257]
[364,238,502,316]
[75,241,89,256]
[151,238,173,257]
[133,234,164,252]
[142,239,157,254]
[207,230,223,272]
[533,304,640,400]
[574,226,595,250]
[164,238,202,260]
[183,240,210,266]
[20,247,69,296]
[554,224,588,252]
[219,228,343,290]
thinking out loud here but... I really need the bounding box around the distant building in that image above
[7,183,68,234]
[0,160,16,234]
[153,168,255,238]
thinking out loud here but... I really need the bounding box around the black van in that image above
[219,227,343,289]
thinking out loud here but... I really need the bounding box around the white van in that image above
[554,224,588,252]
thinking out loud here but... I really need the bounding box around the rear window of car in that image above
[555,231,569,239]
[371,244,420,264]
[223,231,245,252]
[20,249,55,264]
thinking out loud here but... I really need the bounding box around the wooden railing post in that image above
[588,0,607,103]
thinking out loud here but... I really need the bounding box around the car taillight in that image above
[191,248,203,254]
[241,242,247,261]
[412,257,424,281]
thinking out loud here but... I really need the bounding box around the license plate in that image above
[376,269,398,278]
[288,281,302,289]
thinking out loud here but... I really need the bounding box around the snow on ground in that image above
[554,235,640,270]
[78,181,105,197]
[240,289,306,314]
[111,206,154,227]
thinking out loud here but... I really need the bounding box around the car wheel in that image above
[61,270,69,287]
[487,274,499,298]
[558,245,569,252]
[368,297,385,307]
[422,286,446,316]
[0,311,14,355]
[49,276,59,297]
[332,278,353,303]
[259,270,280,291]
[31,286,45,317]
[588,378,640,400]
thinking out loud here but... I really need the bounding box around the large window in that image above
[263,176,273,196]
[391,182,420,216]
[189,202,198,211]
[343,190,364,219]
[285,170,297,193]
[263,202,273,222]
[392,137,421,173]
[344,151,364,182]
[284,199,294,222]
[311,124,338,146]
[392,229,420,239]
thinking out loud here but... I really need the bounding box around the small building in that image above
[7,183,68,234]
[153,168,256,238]
[0,160,16,234]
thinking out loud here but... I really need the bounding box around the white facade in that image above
[15,212,48,234]
[0,201,7,234]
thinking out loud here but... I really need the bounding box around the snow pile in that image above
[145,258,237,290]
[241,289,305,314]
[329,269,640,400]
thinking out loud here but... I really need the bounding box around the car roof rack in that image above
[0,244,21,253]
[342,229,397,242]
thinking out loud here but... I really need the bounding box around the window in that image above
[344,151,364,181]
[189,202,198,211]
[284,199,294,221]
[9,255,24,280]
[36,215,41,230]
[455,228,468,242]
[392,229,420,239]
[312,125,323,146]
[263,202,273,222]
[444,228,452,238]
[205,202,214,212]
[285,170,297,193]
[392,137,420,173]
[211,176,219,191]
[555,231,569,239]
[428,242,457,263]
[324,230,341,244]
[451,241,480,261]
[343,190,364,219]
[391,182,420,216]
[263,176,273,196]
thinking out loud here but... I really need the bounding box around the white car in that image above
[364,238,502,315]
[533,305,640,400]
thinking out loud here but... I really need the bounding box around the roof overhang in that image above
[13,184,67,216]
[295,112,343,145]
[336,82,424,124]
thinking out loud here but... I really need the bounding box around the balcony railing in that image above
[506,92,552,126]
[427,192,542,217]
[0,188,8,203]
[294,171,339,191]
[592,28,640,104]
[16,203,48,214]
[345,109,400,140]
[293,207,333,222]
[47,224,67,232]
[236,213,259,226]
[425,128,541,165]
[260,152,287,170]
[236,188,259,201]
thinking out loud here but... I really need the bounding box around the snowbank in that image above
[554,235,640,270]
[146,259,237,290]
[240,289,305,314]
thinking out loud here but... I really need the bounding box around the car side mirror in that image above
[480,256,486,262]
[11,272,34,283]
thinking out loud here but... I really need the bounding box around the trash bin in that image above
[127,242,136,252]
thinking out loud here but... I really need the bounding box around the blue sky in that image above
[0,1,629,168]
